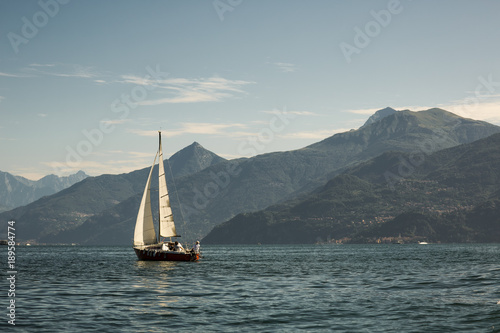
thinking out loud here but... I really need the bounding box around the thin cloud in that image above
[346,106,444,115]
[1,63,101,80]
[290,111,318,116]
[29,63,56,67]
[345,107,386,115]
[127,151,155,158]
[46,69,97,79]
[218,153,247,160]
[91,150,152,159]
[119,75,157,86]
[140,90,221,105]
[24,63,100,79]
[273,62,296,73]
[129,122,248,138]
[127,129,159,137]
[100,119,129,125]
[0,72,32,78]
[438,99,500,125]
[119,76,255,105]
[172,122,247,135]
[261,110,318,116]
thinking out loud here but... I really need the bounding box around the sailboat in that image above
[133,131,199,261]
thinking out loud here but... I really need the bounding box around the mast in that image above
[158,131,162,244]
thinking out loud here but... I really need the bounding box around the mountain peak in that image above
[0,169,89,212]
[38,170,88,182]
[168,142,226,178]
[189,141,203,148]
[75,170,87,177]
[362,107,397,128]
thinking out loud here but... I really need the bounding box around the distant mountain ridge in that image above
[0,142,225,241]
[2,108,500,244]
[203,132,500,244]
[0,170,88,212]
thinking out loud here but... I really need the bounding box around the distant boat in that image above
[418,241,429,245]
[133,131,199,262]
[396,233,403,244]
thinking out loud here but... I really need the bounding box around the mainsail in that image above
[134,131,179,248]
[133,152,158,247]
[158,133,178,238]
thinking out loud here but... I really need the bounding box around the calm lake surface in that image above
[2,244,500,332]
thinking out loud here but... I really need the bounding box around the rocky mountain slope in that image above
[0,170,88,212]
[3,108,499,244]
[203,132,500,244]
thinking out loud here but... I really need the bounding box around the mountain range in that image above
[2,107,500,244]
[0,170,88,212]
[0,142,225,241]
[203,132,500,244]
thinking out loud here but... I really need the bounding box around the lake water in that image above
[2,244,500,332]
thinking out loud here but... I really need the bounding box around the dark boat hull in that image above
[134,247,199,261]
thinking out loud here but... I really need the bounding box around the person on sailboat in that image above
[174,241,185,253]
[193,241,200,254]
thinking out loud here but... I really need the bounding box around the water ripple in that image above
[2,244,499,332]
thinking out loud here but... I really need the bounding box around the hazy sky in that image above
[1,0,500,179]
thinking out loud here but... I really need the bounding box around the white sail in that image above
[158,133,178,238]
[133,152,158,247]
